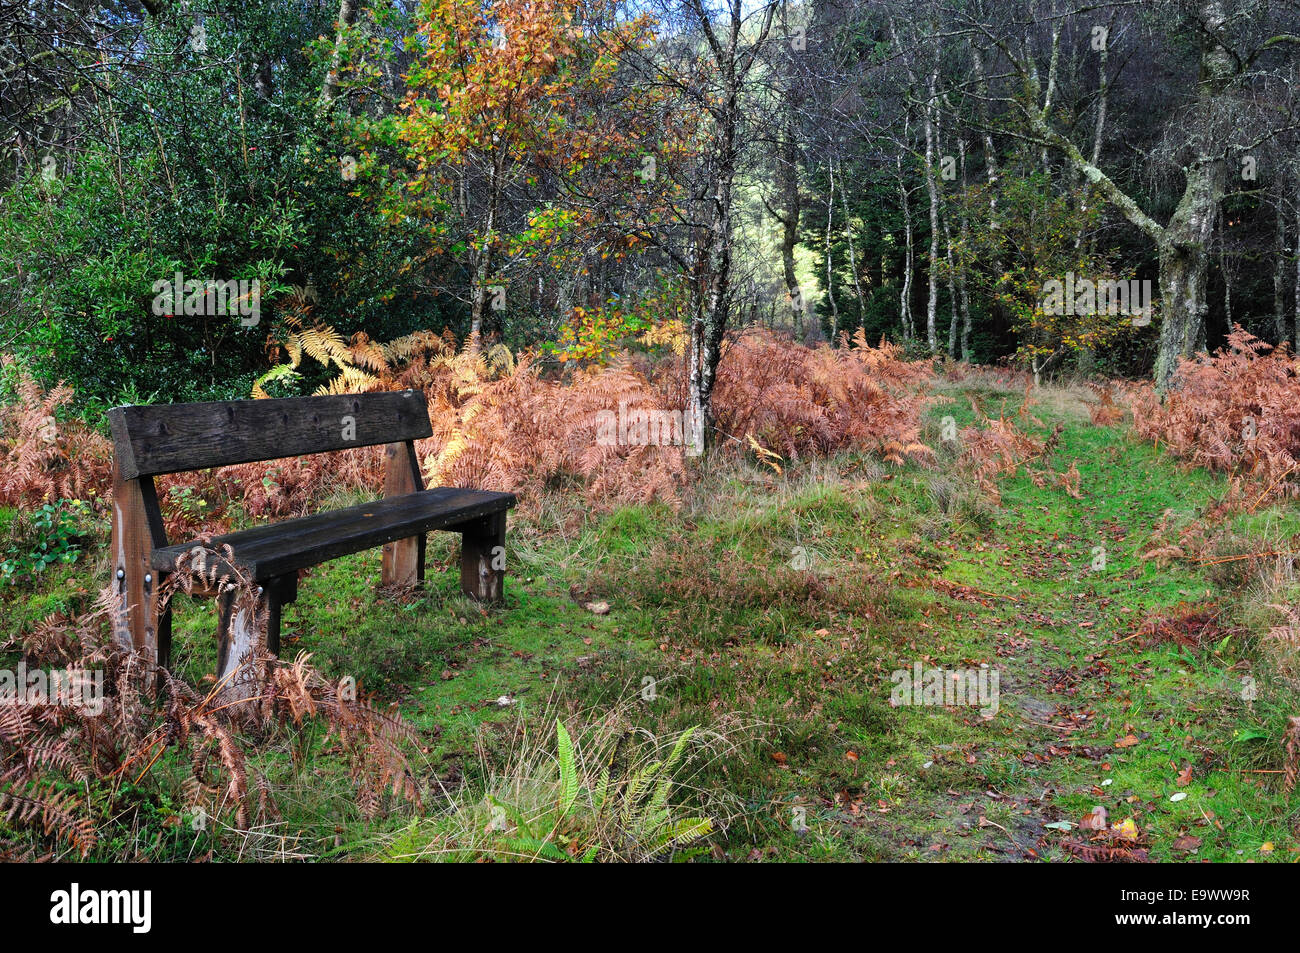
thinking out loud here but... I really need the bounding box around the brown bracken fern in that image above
[1129,327,1300,509]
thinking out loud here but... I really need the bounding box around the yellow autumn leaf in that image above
[1111,818,1139,841]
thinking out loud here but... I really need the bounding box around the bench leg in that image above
[110,464,169,688]
[215,584,279,703]
[381,533,425,588]
[264,574,296,657]
[381,439,426,588]
[459,511,506,603]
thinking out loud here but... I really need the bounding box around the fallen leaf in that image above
[1176,764,1194,786]
[1172,835,1201,852]
[1114,734,1140,748]
[1112,818,1140,841]
[584,601,610,615]
[1080,805,1108,830]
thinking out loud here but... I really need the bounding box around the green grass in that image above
[5,377,1299,861]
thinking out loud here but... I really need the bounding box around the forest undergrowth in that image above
[2,331,1299,860]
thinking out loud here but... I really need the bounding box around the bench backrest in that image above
[108,391,432,480]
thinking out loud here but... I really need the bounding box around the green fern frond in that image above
[555,719,579,819]
[670,817,714,843]
[592,767,611,813]
[661,726,696,777]
[651,817,712,853]
[646,778,675,822]
[504,836,567,862]
[620,761,660,827]
[251,363,301,399]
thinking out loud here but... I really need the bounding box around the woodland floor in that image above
[4,375,1299,861]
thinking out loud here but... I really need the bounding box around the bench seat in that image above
[153,487,516,581]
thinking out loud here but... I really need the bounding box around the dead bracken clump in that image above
[418,344,685,507]
[0,361,112,509]
[1284,716,1300,794]
[1060,837,1151,863]
[410,327,933,507]
[957,389,1076,503]
[1085,383,1125,427]
[2,328,934,527]
[1129,327,1300,509]
[0,574,424,860]
[1132,603,1232,650]
[708,328,934,466]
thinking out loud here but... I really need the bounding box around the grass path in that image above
[809,384,1299,861]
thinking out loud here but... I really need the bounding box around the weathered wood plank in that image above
[108,391,432,479]
[381,440,426,587]
[153,487,515,580]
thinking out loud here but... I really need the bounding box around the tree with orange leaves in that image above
[392,0,664,341]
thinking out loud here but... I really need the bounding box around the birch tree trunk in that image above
[898,170,915,341]
[1275,201,1289,345]
[470,151,503,342]
[922,70,940,352]
[956,136,972,361]
[825,161,840,339]
[835,158,866,324]
[1220,208,1233,333]
[971,45,1001,357]
[683,0,777,454]
[776,113,803,325]
[944,222,959,358]
[1079,12,1111,257]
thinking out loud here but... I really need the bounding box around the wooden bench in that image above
[107,391,515,694]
